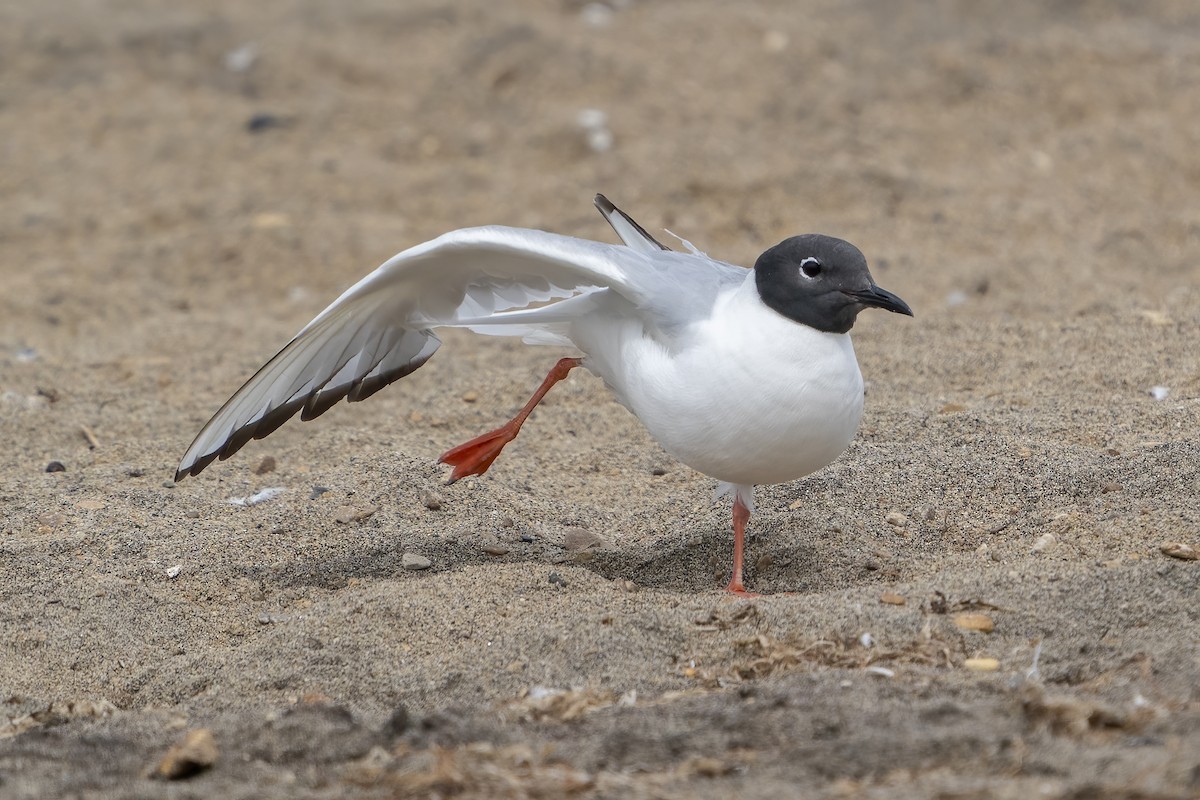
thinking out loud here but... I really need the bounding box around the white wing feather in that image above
[175,226,656,479]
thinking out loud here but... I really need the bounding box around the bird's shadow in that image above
[232,518,877,597]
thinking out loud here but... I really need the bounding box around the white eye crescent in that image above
[799,257,822,278]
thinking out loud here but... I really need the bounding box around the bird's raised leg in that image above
[725,494,756,596]
[439,357,582,484]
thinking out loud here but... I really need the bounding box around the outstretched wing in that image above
[175,226,655,480]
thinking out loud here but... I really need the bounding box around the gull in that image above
[176,195,912,594]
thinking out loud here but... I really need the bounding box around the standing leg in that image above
[439,357,582,483]
[724,494,754,595]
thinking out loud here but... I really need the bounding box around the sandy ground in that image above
[2,0,1199,797]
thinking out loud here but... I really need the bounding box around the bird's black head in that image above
[753,234,913,333]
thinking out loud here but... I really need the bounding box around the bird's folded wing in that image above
[175,226,654,480]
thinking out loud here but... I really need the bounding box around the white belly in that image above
[582,278,865,487]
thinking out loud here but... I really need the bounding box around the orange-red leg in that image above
[438,357,582,484]
[724,495,757,596]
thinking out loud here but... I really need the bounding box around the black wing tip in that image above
[171,341,441,484]
[175,447,222,482]
[594,193,671,252]
[173,459,202,483]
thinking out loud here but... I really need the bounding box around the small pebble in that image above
[402,553,432,571]
[885,512,908,527]
[37,513,64,530]
[246,112,287,133]
[224,42,258,73]
[963,657,1000,672]
[563,527,604,552]
[1100,482,1121,494]
[310,486,330,499]
[154,728,218,780]
[255,455,277,475]
[650,467,667,476]
[461,390,478,403]
[930,592,949,614]
[520,534,535,543]
[585,127,613,153]
[859,632,875,648]
[45,461,65,473]
[879,591,906,606]
[335,506,378,525]
[422,491,443,511]
[166,565,182,580]
[1159,542,1197,561]
[126,467,144,478]
[1149,386,1169,401]
[575,108,613,153]
[482,544,511,556]
[548,571,567,586]
[954,613,995,633]
[1138,310,1172,326]
[383,705,410,738]
[580,2,614,28]
[577,108,607,129]
[690,756,733,778]
[865,665,895,679]
[162,480,176,489]
[1031,532,1056,553]
[250,214,290,232]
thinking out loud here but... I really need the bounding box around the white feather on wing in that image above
[175,226,658,479]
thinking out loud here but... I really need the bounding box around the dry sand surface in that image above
[2,0,1199,797]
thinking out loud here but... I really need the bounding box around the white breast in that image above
[585,273,865,487]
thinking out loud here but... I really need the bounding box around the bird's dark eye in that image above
[800,257,822,278]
